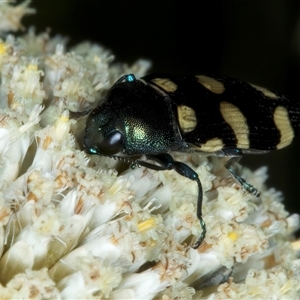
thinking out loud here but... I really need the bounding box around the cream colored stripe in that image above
[177,105,197,133]
[198,137,224,152]
[273,106,294,149]
[220,101,249,148]
[250,84,279,99]
[151,78,177,92]
[196,75,225,94]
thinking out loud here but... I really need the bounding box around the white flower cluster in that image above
[0,1,299,299]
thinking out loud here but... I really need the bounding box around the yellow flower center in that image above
[0,42,7,55]
[27,64,38,71]
[228,231,239,241]
[137,217,157,232]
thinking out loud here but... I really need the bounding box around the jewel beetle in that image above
[83,73,300,249]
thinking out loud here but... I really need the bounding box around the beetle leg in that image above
[169,159,206,249]
[136,153,206,249]
[216,149,260,197]
[131,156,172,171]
[69,109,92,119]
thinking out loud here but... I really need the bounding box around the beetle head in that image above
[83,104,125,156]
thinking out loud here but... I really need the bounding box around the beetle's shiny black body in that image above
[83,73,300,248]
[143,73,300,152]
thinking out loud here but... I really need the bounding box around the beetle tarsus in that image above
[223,149,261,197]
[227,167,261,196]
[192,217,206,249]
[69,109,92,119]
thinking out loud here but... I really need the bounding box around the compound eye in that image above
[98,131,124,155]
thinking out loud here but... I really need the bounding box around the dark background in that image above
[19,0,300,224]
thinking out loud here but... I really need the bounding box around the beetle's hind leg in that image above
[216,148,261,197]
[135,153,206,249]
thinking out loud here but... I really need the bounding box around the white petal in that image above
[0,241,34,284]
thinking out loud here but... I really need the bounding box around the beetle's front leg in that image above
[135,153,206,249]
[69,109,92,119]
[216,148,260,197]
